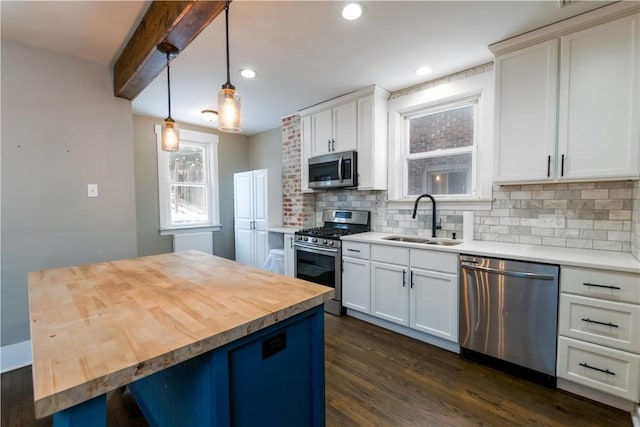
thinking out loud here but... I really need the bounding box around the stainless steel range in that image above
[294,209,370,316]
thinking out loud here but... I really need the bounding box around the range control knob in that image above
[312,238,318,243]
[323,240,327,244]
[328,241,334,246]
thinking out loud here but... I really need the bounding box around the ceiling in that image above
[1,0,616,136]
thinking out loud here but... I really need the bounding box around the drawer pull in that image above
[581,318,619,328]
[579,362,615,376]
[347,248,361,253]
[582,282,621,290]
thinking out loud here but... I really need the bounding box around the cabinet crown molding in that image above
[298,84,389,117]
[489,2,639,56]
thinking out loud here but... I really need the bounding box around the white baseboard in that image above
[1,340,32,373]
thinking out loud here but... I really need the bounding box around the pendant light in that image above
[157,43,180,152]
[217,1,241,133]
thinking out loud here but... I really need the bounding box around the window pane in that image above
[409,104,475,154]
[169,145,206,183]
[407,153,472,196]
[170,185,208,224]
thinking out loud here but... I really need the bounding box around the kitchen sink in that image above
[382,235,462,246]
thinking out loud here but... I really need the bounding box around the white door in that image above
[342,256,371,314]
[410,268,458,342]
[558,15,640,180]
[253,169,269,232]
[494,39,559,183]
[371,261,409,326]
[234,171,255,264]
[333,101,357,152]
[311,109,333,156]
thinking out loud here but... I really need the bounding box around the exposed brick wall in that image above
[281,114,315,227]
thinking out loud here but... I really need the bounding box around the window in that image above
[387,70,494,204]
[155,126,220,233]
[405,102,476,197]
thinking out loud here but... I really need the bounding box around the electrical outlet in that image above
[539,214,565,228]
[87,184,98,198]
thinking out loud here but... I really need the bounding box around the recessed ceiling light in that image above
[240,68,256,79]
[201,110,218,122]
[414,66,432,76]
[342,3,362,20]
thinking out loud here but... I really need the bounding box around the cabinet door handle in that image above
[579,362,615,376]
[331,139,336,152]
[561,154,565,177]
[328,139,331,152]
[582,282,621,290]
[581,318,619,328]
[547,155,551,177]
[410,271,414,288]
[347,248,360,253]
[290,237,293,249]
[402,270,406,287]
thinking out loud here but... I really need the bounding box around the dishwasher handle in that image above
[460,262,556,281]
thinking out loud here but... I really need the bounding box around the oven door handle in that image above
[294,242,340,254]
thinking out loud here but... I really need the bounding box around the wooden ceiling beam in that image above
[113,0,226,100]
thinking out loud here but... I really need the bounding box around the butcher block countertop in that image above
[28,250,333,418]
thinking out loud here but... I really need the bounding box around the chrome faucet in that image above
[412,194,439,238]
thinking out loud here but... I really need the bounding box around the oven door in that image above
[294,241,342,315]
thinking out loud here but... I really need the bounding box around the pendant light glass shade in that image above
[157,42,180,151]
[218,1,241,133]
[161,118,180,152]
[217,85,241,133]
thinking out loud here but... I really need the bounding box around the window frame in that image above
[387,70,494,208]
[155,125,221,235]
[403,98,478,199]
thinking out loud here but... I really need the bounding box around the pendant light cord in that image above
[166,52,173,119]
[224,1,233,88]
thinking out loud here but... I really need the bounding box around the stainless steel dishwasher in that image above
[459,255,559,382]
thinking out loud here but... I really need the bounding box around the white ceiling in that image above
[1,0,616,136]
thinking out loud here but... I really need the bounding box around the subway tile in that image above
[594,199,623,210]
[479,216,500,225]
[500,217,520,226]
[542,237,566,247]
[511,208,533,217]
[593,220,623,231]
[580,229,608,240]
[596,181,631,189]
[521,200,544,209]
[579,210,609,220]
[521,218,539,227]
[511,191,532,200]
[480,233,501,242]
[555,190,582,200]
[566,219,594,229]
[609,210,632,220]
[531,227,555,237]
[510,226,532,235]
[568,199,594,210]
[490,209,510,217]
[569,182,595,190]
[489,225,510,234]
[567,239,593,249]
[608,231,631,242]
[519,235,542,245]
[593,240,622,251]
[499,234,520,243]
[554,228,580,238]
[532,190,555,200]
[610,188,633,199]
[544,183,568,190]
[581,189,609,199]
[543,199,568,209]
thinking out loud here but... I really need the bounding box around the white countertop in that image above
[267,226,299,234]
[342,232,640,273]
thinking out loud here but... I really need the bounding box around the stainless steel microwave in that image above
[308,150,358,189]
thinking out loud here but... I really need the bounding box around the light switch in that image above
[87,184,98,198]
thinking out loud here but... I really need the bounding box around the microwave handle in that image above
[338,156,343,182]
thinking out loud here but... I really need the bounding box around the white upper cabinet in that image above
[494,40,559,182]
[493,6,640,184]
[300,85,389,191]
[558,15,639,180]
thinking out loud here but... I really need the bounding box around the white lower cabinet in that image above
[364,244,458,345]
[410,268,458,341]
[284,233,295,277]
[557,265,640,406]
[342,242,371,314]
[371,260,409,325]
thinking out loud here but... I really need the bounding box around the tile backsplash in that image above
[314,180,639,259]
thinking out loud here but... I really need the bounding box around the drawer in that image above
[410,249,457,274]
[559,294,640,353]
[557,336,640,402]
[371,244,409,265]
[561,266,640,304]
[342,242,370,260]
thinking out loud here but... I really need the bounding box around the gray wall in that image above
[248,127,282,172]
[1,38,138,346]
[133,115,250,260]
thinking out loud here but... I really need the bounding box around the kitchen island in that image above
[28,250,333,427]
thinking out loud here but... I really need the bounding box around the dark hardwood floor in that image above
[2,315,631,426]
